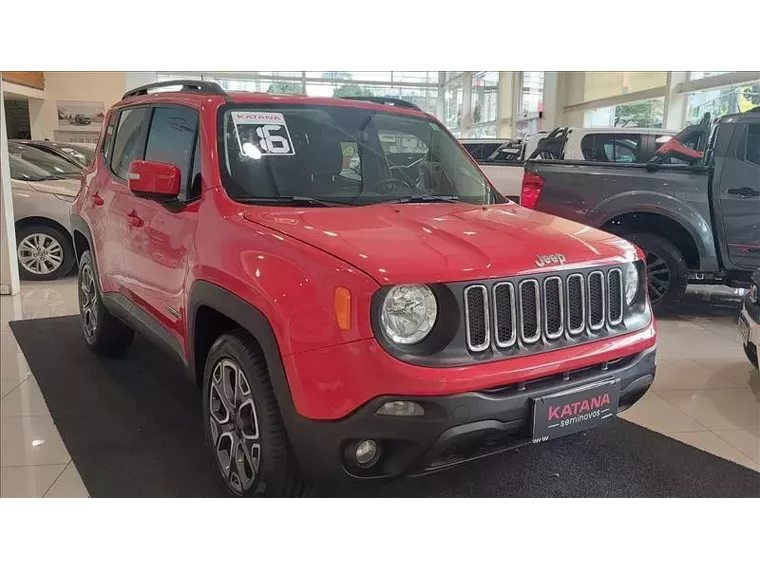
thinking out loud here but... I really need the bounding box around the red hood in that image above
[243,203,638,284]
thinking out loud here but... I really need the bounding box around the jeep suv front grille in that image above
[464,267,625,354]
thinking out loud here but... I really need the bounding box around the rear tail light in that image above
[520,172,545,209]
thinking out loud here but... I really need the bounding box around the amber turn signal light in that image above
[335,287,352,330]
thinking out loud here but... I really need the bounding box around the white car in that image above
[8,143,81,280]
[739,270,760,370]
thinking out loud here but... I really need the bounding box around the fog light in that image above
[355,439,379,467]
[376,400,425,417]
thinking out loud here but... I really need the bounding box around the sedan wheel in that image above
[18,233,64,276]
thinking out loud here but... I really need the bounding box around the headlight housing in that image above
[380,284,437,345]
[625,262,640,306]
[750,284,758,304]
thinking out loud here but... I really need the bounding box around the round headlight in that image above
[380,285,437,345]
[625,263,640,306]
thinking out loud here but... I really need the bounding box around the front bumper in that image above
[290,346,656,481]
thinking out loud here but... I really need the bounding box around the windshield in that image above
[45,142,95,167]
[219,105,502,206]
[8,142,82,177]
[8,155,53,181]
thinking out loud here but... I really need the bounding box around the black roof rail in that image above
[339,96,422,112]
[122,80,229,100]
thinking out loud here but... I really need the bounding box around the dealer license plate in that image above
[738,314,750,344]
[532,379,621,443]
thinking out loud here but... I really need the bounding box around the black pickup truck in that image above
[522,108,760,311]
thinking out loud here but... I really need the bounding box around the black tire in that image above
[623,232,688,313]
[16,223,75,281]
[202,329,312,498]
[77,249,134,357]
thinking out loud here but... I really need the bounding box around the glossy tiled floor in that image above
[1,279,758,497]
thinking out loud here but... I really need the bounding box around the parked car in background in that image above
[8,140,83,179]
[72,114,92,125]
[739,269,759,370]
[8,149,79,280]
[522,108,760,311]
[17,139,96,169]
[72,81,656,497]
[460,138,524,201]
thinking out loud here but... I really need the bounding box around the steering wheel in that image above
[368,177,416,194]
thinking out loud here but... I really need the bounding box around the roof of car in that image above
[114,88,430,118]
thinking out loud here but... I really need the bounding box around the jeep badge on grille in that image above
[535,254,567,267]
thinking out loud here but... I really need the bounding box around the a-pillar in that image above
[0,75,21,295]
[663,71,688,130]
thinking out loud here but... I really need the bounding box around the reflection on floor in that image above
[1,279,758,497]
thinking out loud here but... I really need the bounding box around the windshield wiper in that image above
[239,196,351,207]
[381,194,461,204]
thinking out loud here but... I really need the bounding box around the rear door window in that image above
[737,123,760,166]
[594,134,641,162]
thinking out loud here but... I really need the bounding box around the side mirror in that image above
[128,160,181,199]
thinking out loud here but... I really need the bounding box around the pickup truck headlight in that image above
[750,284,758,304]
[380,284,437,344]
[625,262,640,306]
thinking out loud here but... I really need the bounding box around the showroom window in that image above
[111,108,150,179]
[686,82,760,124]
[521,72,544,115]
[471,72,498,125]
[584,97,664,128]
[144,106,199,199]
[444,81,463,130]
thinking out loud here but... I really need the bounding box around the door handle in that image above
[91,193,104,206]
[127,210,144,228]
[727,187,760,198]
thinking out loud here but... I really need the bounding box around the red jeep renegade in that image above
[71,80,657,496]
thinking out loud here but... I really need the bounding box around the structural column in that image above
[0,75,21,295]
[662,71,688,130]
[496,71,517,138]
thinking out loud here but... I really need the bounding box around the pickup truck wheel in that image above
[202,330,312,498]
[623,233,688,312]
[78,250,134,357]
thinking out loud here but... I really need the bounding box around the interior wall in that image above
[29,72,126,140]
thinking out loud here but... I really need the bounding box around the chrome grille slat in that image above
[607,268,623,326]
[543,276,564,340]
[493,282,516,348]
[519,279,541,344]
[587,271,605,331]
[464,285,490,352]
[566,274,585,335]
[462,266,626,353]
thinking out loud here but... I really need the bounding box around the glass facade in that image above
[686,82,760,124]
[583,97,664,128]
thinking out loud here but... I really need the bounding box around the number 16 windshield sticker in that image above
[231,111,295,157]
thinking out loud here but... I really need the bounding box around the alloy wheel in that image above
[18,233,64,275]
[208,358,261,494]
[646,252,671,304]
[79,263,98,341]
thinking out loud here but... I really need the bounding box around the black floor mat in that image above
[10,316,760,498]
